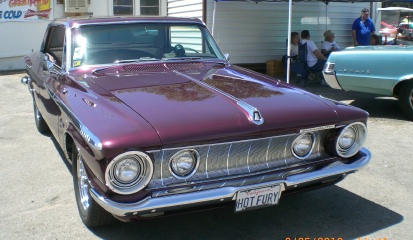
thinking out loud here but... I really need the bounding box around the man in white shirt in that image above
[321,30,341,57]
[301,30,327,71]
[300,30,327,86]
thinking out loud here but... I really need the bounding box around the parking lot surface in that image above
[1,71,412,240]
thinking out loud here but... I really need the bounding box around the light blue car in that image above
[323,45,413,120]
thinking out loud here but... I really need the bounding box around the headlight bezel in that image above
[168,149,200,179]
[335,122,367,158]
[105,151,153,195]
[291,132,315,159]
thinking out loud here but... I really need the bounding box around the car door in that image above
[36,25,66,138]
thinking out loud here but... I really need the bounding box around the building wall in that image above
[0,1,64,71]
[206,1,380,64]
[167,0,203,19]
[1,0,378,70]
[0,0,167,71]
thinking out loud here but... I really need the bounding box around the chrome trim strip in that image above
[246,142,252,173]
[265,138,272,169]
[63,22,71,73]
[72,19,207,28]
[90,148,371,217]
[160,150,165,186]
[205,146,210,179]
[173,70,264,125]
[299,125,335,134]
[226,143,232,175]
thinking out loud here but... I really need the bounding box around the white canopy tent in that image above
[212,0,401,83]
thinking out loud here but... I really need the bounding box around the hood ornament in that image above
[173,70,264,125]
[236,101,264,125]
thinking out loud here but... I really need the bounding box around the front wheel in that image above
[399,81,413,121]
[72,144,116,227]
[33,101,49,134]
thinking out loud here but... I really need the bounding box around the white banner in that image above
[0,0,52,22]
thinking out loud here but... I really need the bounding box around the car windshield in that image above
[71,23,225,68]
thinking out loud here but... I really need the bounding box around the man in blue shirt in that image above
[352,8,376,46]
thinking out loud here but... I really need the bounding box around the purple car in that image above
[22,16,371,227]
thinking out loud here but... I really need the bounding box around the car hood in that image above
[85,62,346,146]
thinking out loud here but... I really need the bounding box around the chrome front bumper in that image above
[90,148,371,218]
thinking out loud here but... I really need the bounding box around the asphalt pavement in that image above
[1,71,412,240]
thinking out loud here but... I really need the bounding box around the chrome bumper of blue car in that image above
[322,68,342,90]
[90,148,371,218]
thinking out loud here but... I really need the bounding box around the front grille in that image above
[147,131,330,189]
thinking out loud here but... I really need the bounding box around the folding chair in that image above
[290,43,308,86]
[292,42,323,86]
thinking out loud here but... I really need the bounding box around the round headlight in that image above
[169,150,199,179]
[338,127,356,149]
[292,133,315,159]
[105,151,153,195]
[336,122,367,158]
[114,158,140,183]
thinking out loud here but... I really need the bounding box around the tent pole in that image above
[212,0,217,36]
[325,2,328,31]
[286,0,292,84]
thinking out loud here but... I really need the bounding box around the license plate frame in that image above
[235,185,281,212]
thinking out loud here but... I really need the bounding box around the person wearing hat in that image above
[352,8,376,46]
[321,30,341,57]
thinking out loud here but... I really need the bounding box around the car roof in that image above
[377,7,413,13]
[50,16,205,28]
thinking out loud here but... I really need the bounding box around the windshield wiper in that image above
[114,58,161,64]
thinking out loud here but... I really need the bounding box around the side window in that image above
[45,26,65,67]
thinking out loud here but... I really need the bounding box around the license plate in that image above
[235,185,281,212]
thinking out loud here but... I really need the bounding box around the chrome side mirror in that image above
[224,53,230,61]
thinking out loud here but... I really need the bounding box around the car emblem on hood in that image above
[173,70,264,125]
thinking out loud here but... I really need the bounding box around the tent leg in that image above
[286,0,293,84]
[212,1,217,36]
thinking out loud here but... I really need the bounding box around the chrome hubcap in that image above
[77,155,91,211]
[35,105,41,123]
